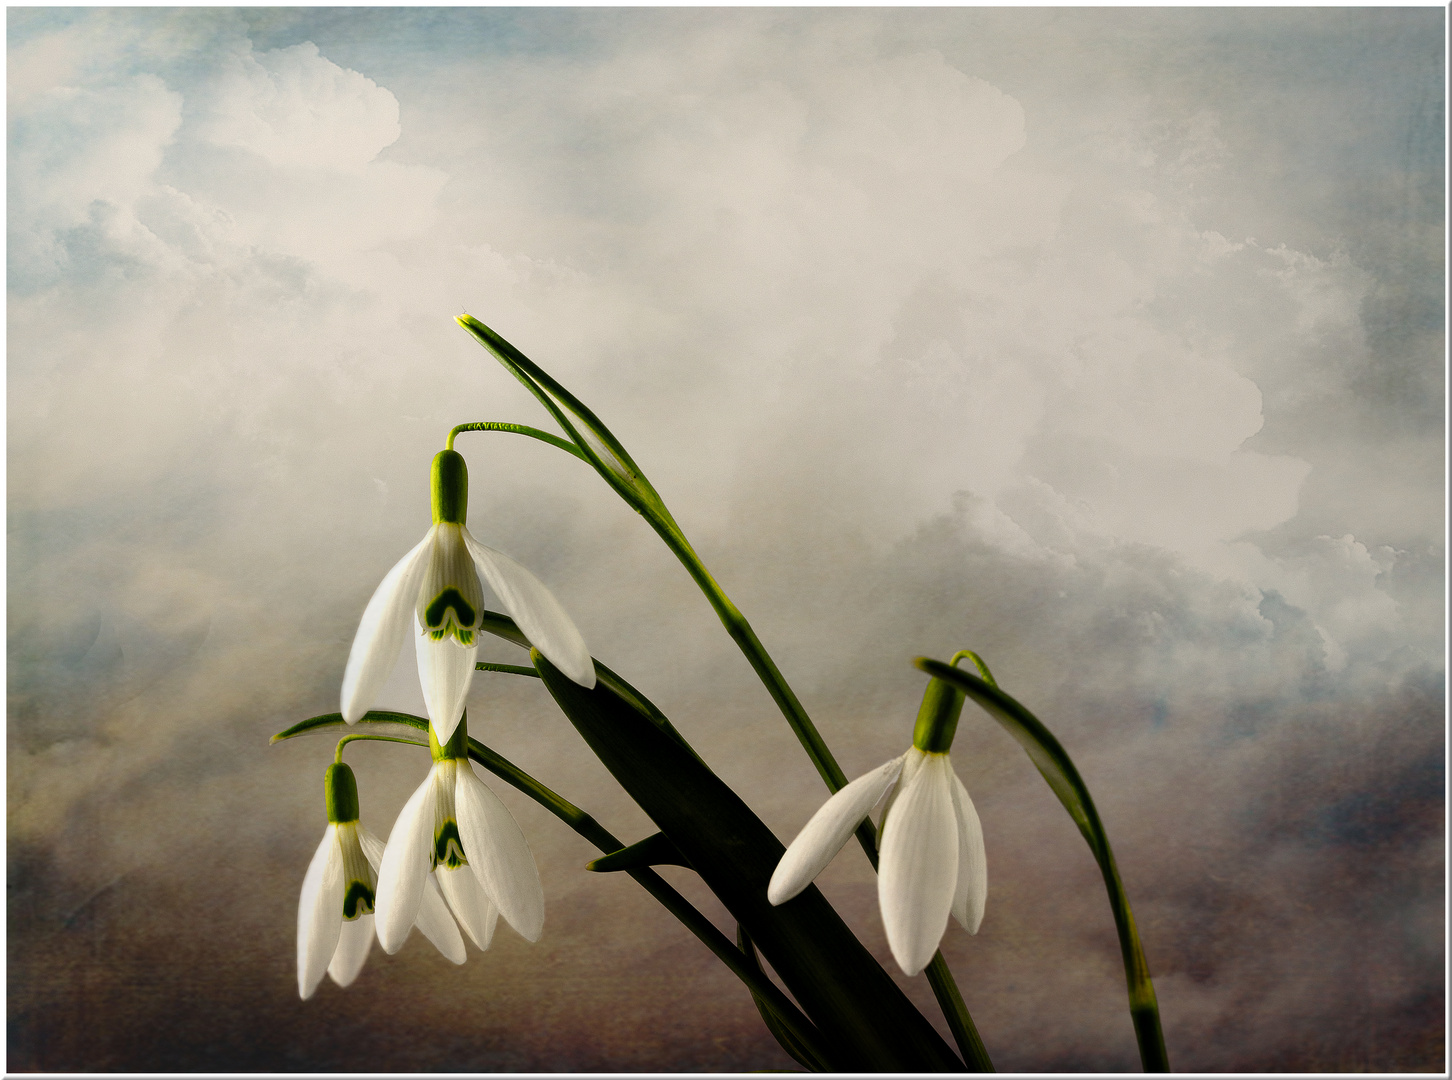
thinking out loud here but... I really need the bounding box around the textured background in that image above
[7,7,1444,1073]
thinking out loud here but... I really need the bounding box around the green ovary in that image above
[423,588,478,644]
[433,821,468,869]
[342,880,376,920]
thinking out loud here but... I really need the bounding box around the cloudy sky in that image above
[7,6,1444,1073]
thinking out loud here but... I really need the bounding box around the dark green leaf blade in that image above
[737,924,829,1072]
[534,650,964,1072]
[915,657,1169,1072]
[586,832,692,872]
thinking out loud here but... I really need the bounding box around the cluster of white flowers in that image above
[296,449,595,999]
[297,449,988,997]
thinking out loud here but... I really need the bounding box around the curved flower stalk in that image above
[340,447,594,741]
[769,661,986,977]
[373,717,545,953]
[297,762,466,998]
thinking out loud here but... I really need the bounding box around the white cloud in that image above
[6,14,1440,1072]
[8,75,182,262]
[1220,533,1401,664]
[6,12,1433,787]
[198,42,401,170]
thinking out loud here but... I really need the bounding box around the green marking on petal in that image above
[423,588,478,639]
[433,820,468,869]
[342,880,376,920]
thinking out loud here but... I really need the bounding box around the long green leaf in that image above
[914,658,1170,1072]
[533,650,965,1072]
[585,831,690,872]
[476,611,704,763]
[737,924,829,1072]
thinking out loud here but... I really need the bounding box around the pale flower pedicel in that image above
[373,718,545,953]
[296,762,466,999]
[768,659,987,977]
[340,448,595,741]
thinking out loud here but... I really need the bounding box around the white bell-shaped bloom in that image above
[768,747,986,976]
[296,819,467,999]
[340,449,595,741]
[373,755,544,955]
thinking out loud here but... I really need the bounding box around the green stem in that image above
[849,797,988,1069]
[333,732,428,763]
[645,515,848,790]
[958,650,997,687]
[643,508,885,861]
[925,952,994,1070]
[446,421,589,460]
[475,661,542,677]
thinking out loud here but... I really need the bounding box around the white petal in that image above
[767,755,906,906]
[327,913,375,988]
[413,874,468,964]
[413,631,477,741]
[454,761,545,941]
[340,531,434,723]
[360,821,465,963]
[435,865,500,951]
[357,823,386,871]
[463,530,595,689]
[297,826,344,1000]
[950,771,988,935]
[373,770,437,954]
[879,750,959,976]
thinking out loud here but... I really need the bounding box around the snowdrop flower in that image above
[297,762,466,999]
[768,663,986,976]
[340,448,595,741]
[373,717,544,955]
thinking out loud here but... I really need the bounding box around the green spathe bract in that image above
[431,448,468,524]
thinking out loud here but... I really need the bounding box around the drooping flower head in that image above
[296,761,466,999]
[340,448,595,740]
[768,656,986,976]
[373,715,545,956]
